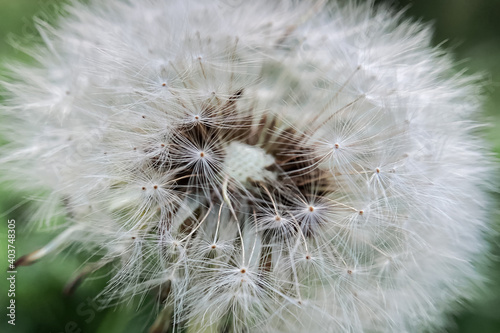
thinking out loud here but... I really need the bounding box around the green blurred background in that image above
[0,0,499,332]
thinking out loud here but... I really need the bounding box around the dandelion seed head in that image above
[0,0,493,332]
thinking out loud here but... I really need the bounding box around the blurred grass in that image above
[0,0,499,332]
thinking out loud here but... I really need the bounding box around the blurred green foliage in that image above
[0,0,499,332]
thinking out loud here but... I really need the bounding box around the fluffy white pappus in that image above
[0,0,493,332]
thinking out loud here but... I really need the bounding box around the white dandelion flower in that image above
[0,0,493,332]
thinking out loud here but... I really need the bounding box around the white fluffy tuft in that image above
[0,0,493,332]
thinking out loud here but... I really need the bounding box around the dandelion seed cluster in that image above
[0,0,492,332]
